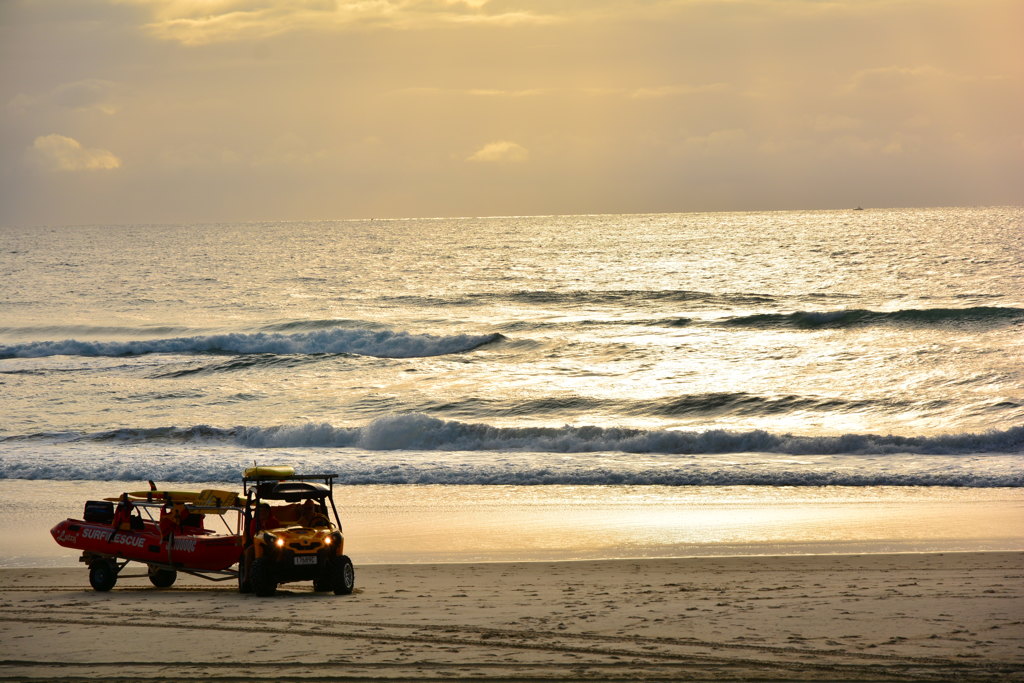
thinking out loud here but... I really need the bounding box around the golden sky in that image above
[2,0,1021,224]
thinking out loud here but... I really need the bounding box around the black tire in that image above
[250,557,277,597]
[332,555,355,595]
[148,566,177,588]
[89,559,118,592]
[237,553,253,594]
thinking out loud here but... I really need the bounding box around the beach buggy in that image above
[50,466,354,597]
[238,466,354,596]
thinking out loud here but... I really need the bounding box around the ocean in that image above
[2,207,1022,564]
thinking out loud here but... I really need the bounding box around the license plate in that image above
[294,555,318,566]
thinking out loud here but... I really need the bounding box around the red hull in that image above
[51,518,241,571]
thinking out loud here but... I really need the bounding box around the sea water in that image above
[2,208,1022,565]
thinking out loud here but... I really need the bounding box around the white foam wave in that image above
[0,442,1019,487]
[0,329,503,359]
[4,416,1020,486]
[11,414,1021,458]
[231,414,1024,456]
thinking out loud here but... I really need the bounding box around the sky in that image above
[1,0,1022,225]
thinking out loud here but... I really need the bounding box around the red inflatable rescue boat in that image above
[51,487,245,591]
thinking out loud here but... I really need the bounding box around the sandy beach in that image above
[1,552,1021,682]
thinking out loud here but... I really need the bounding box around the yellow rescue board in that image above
[244,465,295,479]
[195,489,240,507]
[124,490,202,501]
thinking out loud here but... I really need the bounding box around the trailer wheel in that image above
[89,559,118,592]
[251,557,277,597]
[332,555,354,595]
[148,566,177,588]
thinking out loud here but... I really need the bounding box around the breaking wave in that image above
[3,417,1020,486]
[228,416,1024,457]
[9,415,1022,457]
[0,328,504,359]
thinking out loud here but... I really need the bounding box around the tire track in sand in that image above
[0,609,1015,682]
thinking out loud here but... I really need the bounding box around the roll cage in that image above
[242,472,342,539]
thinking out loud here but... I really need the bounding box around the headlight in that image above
[275,537,285,548]
[262,532,278,546]
[323,535,332,546]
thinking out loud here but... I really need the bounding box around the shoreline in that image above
[2,551,1021,681]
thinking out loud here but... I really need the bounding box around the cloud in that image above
[30,134,122,172]
[466,140,529,163]
[129,0,557,45]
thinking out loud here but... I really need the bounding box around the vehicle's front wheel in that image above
[148,566,177,588]
[250,557,277,597]
[331,555,354,595]
[89,559,118,592]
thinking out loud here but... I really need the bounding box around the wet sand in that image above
[1,552,1021,681]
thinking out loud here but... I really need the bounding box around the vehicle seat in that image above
[274,504,301,526]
